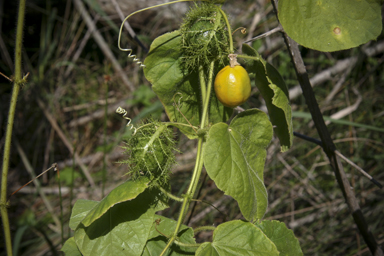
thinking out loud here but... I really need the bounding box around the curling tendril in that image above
[118,0,201,68]
[116,107,137,135]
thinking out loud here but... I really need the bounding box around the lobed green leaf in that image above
[256,220,303,256]
[196,220,279,255]
[203,109,273,221]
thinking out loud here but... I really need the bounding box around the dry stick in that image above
[293,132,382,189]
[63,97,117,112]
[0,71,13,82]
[64,15,99,77]
[37,99,96,187]
[326,87,362,125]
[68,97,130,127]
[243,25,282,43]
[266,198,344,220]
[323,66,353,104]
[72,0,135,91]
[270,2,383,254]
[14,142,62,230]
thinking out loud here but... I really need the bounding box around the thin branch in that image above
[9,163,58,198]
[243,25,282,44]
[293,132,382,189]
[0,71,13,82]
[334,150,382,189]
[14,142,61,229]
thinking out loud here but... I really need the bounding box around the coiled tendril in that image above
[116,107,137,135]
[118,0,203,68]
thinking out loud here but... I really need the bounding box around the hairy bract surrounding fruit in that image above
[214,63,251,108]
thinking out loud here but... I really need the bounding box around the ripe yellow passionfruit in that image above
[214,54,251,108]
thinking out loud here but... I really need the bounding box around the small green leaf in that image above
[61,237,82,256]
[74,187,164,256]
[196,220,279,255]
[142,215,196,255]
[242,44,293,152]
[203,109,273,221]
[69,199,98,230]
[81,177,166,227]
[256,220,303,256]
[278,0,382,52]
[144,31,232,139]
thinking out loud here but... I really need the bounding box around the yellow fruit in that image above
[214,65,251,108]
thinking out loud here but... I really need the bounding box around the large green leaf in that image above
[61,237,82,256]
[69,199,98,230]
[81,177,167,227]
[203,109,273,221]
[278,0,382,52]
[144,31,232,139]
[74,186,165,256]
[141,215,196,256]
[242,44,293,152]
[255,220,303,256]
[196,220,279,255]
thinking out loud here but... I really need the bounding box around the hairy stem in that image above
[199,65,207,121]
[1,0,27,255]
[160,61,215,255]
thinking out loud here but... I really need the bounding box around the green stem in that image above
[194,226,216,233]
[1,0,27,255]
[160,62,215,256]
[217,7,234,53]
[200,61,215,129]
[158,186,184,202]
[118,0,212,51]
[173,239,201,248]
[236,54,260,61]
[199,65,207,115]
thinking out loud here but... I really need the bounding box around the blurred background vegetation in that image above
[0,0,383,255]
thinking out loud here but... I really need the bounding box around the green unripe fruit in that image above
[180,3,230,71]
[122,122,177,185]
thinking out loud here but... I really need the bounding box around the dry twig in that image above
[72,0,135,91]
[37,99,96,187]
